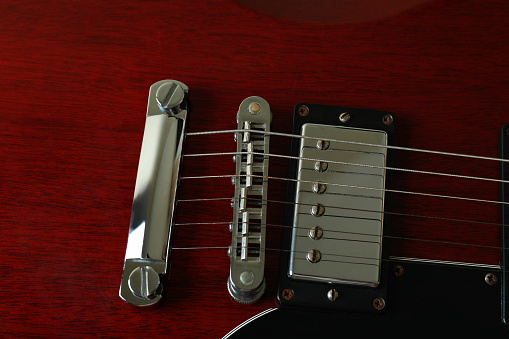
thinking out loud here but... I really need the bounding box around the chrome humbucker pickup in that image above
[228,97,272,304]
[278,103,394,313]
[289,124,387,286]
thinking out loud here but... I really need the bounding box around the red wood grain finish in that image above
[1,0,509,336]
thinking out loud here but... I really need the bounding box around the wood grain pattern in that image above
[1,0,509,336]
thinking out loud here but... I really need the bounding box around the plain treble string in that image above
[185,128,509,163]
[179,173,509,206]
[169,245,502,271]
[184,150,509,185]
[176,196,506,230]
[173,219,504,251]
[175,128,507,271]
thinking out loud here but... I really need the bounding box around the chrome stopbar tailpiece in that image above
[119,80,188,306]
[228,97,272,303]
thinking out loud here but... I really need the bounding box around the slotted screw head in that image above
[314,161,328,172]
[128,266,161,300]
[156,81,185,115]
[316,140,330,150]
[312,182,326,194]
[306,249,322,263]
[327,289,339,301]
[309,226,323,240]
[310,203,325,217]
[339,112,350,123]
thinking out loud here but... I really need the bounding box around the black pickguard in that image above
[226,260,508,337]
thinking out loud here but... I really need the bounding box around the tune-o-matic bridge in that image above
[228,97,272,304]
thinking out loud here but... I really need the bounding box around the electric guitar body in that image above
[2,0,509,336]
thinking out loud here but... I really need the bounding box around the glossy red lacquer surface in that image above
[1,0,509,336]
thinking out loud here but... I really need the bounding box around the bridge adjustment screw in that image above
[248,102,261,115]
[240,271,255,285]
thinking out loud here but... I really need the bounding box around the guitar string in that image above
[177,196,506,230]
[183,128,508,204]
[170,245,382,267]
[184,150,509,185]
[177,129,506,270]
[173,219,503,252]
[185,128,509,163]
[171,197,504,267]
[177,174,505,249]
[172,187,506,267]
[180,173,508,206]
[174,194,505,261]
[169,246,502,271]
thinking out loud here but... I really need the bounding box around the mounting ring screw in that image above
[327,289,339,301]
[282,288,294,300]
[485,273,497,286]
[373,297,386,311]
[393,265,404,277]
[298,105,309,116]
[339,112,350,123]
[382,114,394,125]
